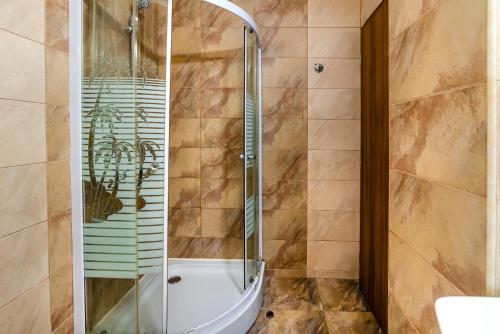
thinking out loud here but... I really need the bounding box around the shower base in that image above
[93,259,264,334]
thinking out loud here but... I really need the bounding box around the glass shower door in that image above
[243,26,260,288]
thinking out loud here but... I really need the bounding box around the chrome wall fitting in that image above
[313,63,325,73]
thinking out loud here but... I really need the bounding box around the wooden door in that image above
[360,1,389,332]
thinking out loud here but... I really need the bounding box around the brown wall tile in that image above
[168,177,201,208]
[47,160,71,219]
[46,105,70,162]
[308,150,360,181]
[264,239,307,269]
[308,89,360,120]
[308,28,360,58]
[308,211,360,241]
[263,179,307,210]
[263,149,307,180]
[307,241,359,272]
[255,0,308,28]
[263,28,308,57]
[308,0,360,28]
[308,58,360,89]
[308,120,360,150]
[308,181,359,211]
[263,210,307,240]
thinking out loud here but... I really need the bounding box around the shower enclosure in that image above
[70,0,263,333]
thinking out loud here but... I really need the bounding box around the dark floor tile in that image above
[247,309,329,334]
[263,277,323,311]
[316,279,368,312]
[325,311,381,334]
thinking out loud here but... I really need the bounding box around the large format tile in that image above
[201,208,243,238]
[168,208,201,238]
[308,120,360,150]
[168,178,201,208]
[308,0,360,28]
[263,210,307,241]
[0,29,45,103]
[169,118,200,148]
[263,88,308,119]
[308,211,360,242]
[200,148,243,179]
[254,0,308,28]
[308,150,360,181]
[308,28,360,58]
[169,148,201,178]
[201,178,243,209]
[262,277,322,311]
[200,237,243,259]
[325,311,380,333]
[0,100,46,167]
[389,170,486,295]
[388,292,419,334]
[0,164,47,238]
[168,237,201,258]
[262,28,308,58]
[201,27,243,58]
[0,280,51,334]
[263,179,307,210]
[389,0,441,40]
[263,58,308,88]
[390,84,486,196]
[264,240,307,270]
[389,0,486,104]
[316,279,367,312]
[201,118,243,148]
[0,222,48,308]
[248,309,329,334]
[308,89,360,120]
[263,149,307,180]
[0,0,45,43]
[389,233,464,334]
[200,56,243,88]
[263,118,307,149]
[308,241,359,273]
[308,181,359,211]
[200,88,243,118]
[308,58,360,89]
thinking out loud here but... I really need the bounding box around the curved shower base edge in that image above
[195,261,265,334]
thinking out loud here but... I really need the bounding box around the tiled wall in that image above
[388,0,487,332]
[0,0,72,333]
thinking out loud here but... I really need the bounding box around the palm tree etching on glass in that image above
[84,55,160,224]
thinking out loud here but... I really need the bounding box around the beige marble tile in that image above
[389,0,486,104]
[200,56,243,88]
[254,0,308,28]
[172,27,201,56]
[49,265,73,330]
[173,0,201,28]
[47,160,71,219]
[308,150,360,181]
[389,0,441,40]
[170,88,200,118]
[0,100,45,167]
[201,27,243,58]
[168,208,201,237]
[388,292,419,334]
[263,149,307,180]
[325,311,380,333]
[307,241,359,272]
[52,316,73,334]
[265,269,308,278]
[308,58,360,89]
[200,148,243,179]
[45,47,69,106]
[308,89,360,120]
[308,211,360,241]
[249,309,329,334]
[308,0,360,28]
[200,237,243,259]
[169,148,201,178]
[170,56,201,89]
[308,181,359,211]
[390,84,486,196]
[263,277,322,311]
[0,0,45,43]
[263,88,308,119]
[308,28,360,58]
[168,178,200,208]
[389,233,464,334]
[263,179,307,210]
[264,240,307,270]
[168,236,201,258]
[0,222,48,308]
[46,105,70,162]
[263,28,308,58]
[201,118,243,148]
[263,118,307,149]
[308,120,360,150]
[48,214,72,276]
[316,279,368,312]
[0,29,45,103]
[169,118,200,148]
[0,164,47,238]
[201,208,243,238]
[389,170,486,295]
[307,270,359,279]
[0,280,51,334]
[200,88,243,118]
[201,178,243,209]
[46,0,69,52]
[361,0,383,25]
[263,210,307,240]
[263,58,308,88]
